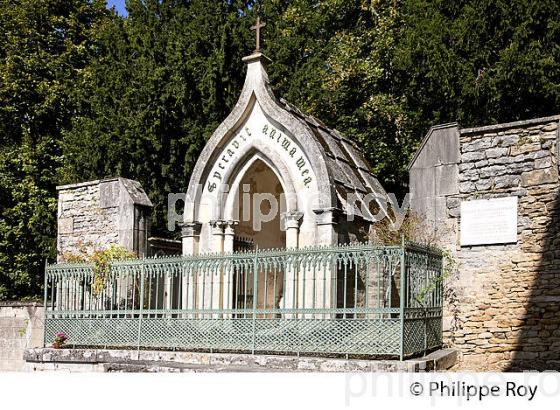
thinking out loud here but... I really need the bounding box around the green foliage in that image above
[64,245,136,296]
[392,0,560,146]
[3,0,560,300]
[60,0,254,236]
[414,249,457,306]
[0,0,111,300]
[369,211,441,246]
[0,141,59,299]
[263,0,411,190]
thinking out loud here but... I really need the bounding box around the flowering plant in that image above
[52,332,68,349]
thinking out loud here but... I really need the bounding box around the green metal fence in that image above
[43,242,443,359]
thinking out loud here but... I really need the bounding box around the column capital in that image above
[282,211,304,230]
[312,207,341,226]
[180,221,202,238]
[209,220,226,235]
[224,220,239,236]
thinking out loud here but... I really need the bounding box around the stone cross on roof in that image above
[251,16,266,52]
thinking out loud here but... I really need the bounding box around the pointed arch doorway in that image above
[228,158,286,316]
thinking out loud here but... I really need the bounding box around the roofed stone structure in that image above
[183,51,388,254]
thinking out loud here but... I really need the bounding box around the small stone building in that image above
[57,177,153,261]
[409,115,560,370]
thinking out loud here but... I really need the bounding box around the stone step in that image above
[24,347,458,373]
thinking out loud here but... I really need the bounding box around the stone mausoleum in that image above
[181,51,388,256]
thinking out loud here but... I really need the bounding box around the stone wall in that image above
[57,178,153,261]
[410,115,560,371]
[0,302,44,371]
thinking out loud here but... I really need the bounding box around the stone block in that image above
[435,164,459,195]
[494,175,520,189]
[474,179,493,190]
[58,217,74,234]
[510,142,541,156]
[485,147,509,159]
[535,156,552,169]
[99,180,119,208]
[498,135,520,147]
[521,167,558,187]
[463,138,492,153]
[459,181,475,193]
[489,156,513,165]
[462,151,485,162]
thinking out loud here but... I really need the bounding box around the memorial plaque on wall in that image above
[460,197,518,246]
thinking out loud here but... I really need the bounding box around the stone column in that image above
[182,222,202,256]
[282,212,303,317]
[181,222,201,315]
[313,208,339,246]
[223,220,238,253]
[222,221,238,316]
[207,220,225,315]
[312,208,340,316]
[210,220,225,253]
[285,212,303,249]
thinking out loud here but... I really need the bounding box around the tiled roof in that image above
[280,98,387,220]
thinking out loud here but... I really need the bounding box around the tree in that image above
[259,0,410,192]
[0,0,110,299]
[4,0,560,299]
[61,0,255,236]
[393,0,560,142]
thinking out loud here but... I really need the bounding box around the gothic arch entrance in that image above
[228,158,286,314]
[231,158,286,251]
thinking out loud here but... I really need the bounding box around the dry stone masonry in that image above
[57,178,153,261]
[410,115,560,371]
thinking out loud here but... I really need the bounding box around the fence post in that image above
[251,246,258,354]
[43,259,48,348]
[424,252,429,356]
[399,236,406,361]
[137,265,145,355]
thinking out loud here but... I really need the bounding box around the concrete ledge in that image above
[23,348,458,373]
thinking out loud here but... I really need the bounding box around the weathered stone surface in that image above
[23,347,459,373]
[485,147,509,159]
[57,178,153,261]
[497,135,520,147]
[521,168,558,187]
[494,175,520,189]
[463,138,492,152]
[410,115,560,371]
[462,151,485,162]
[57,217,73,234]
[0,303,44,371]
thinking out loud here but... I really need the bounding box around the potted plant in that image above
[52,332,68,349]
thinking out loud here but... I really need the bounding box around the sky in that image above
[106,0,128,17]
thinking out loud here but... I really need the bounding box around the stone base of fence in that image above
[23,347,458,373]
